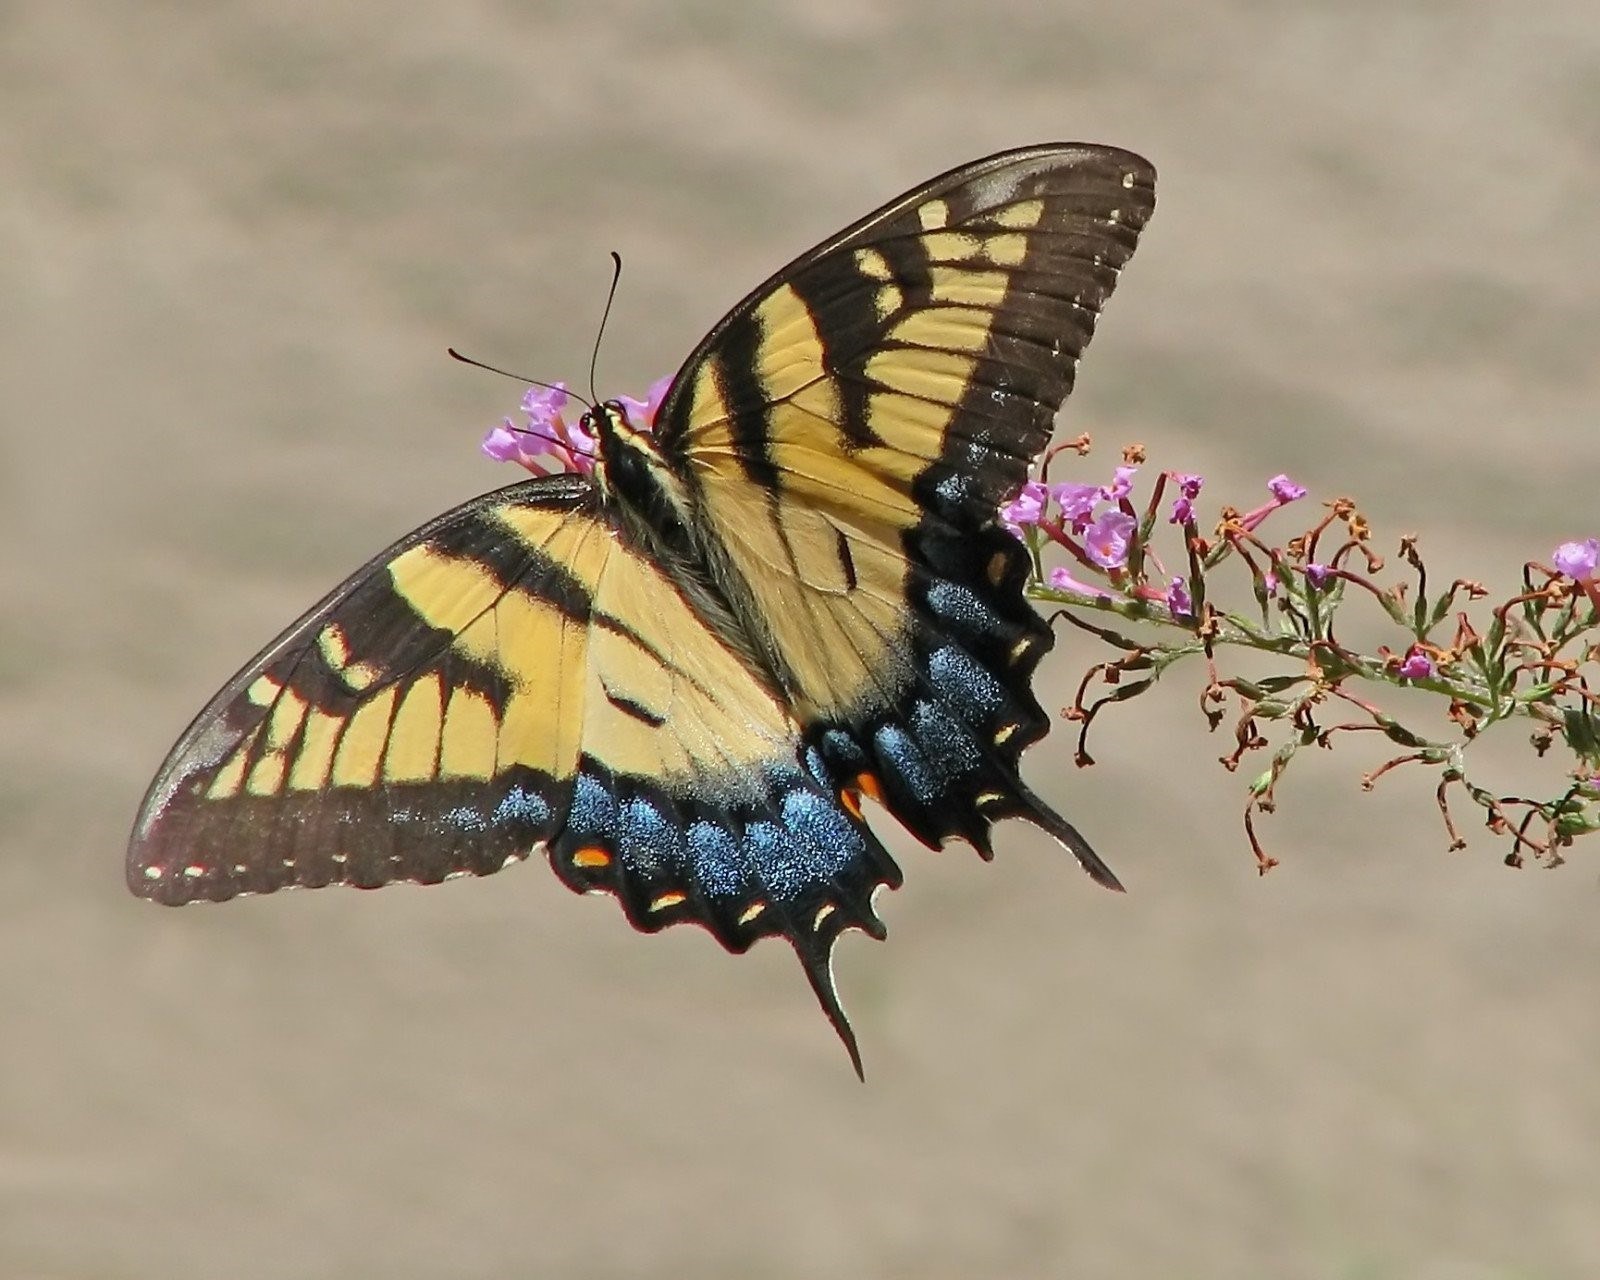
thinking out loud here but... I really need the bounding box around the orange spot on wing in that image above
[855,772,885,803]
[737,901,767,926]
[572,846,611,869]
[649,891,687,912]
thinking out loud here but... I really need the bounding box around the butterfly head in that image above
[587,399,692,531]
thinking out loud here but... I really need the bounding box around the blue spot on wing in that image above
[685,820,746,898]
[567,771,615,836]
[444,804,490,834]
[619,794,677,876]
[492,784,551,830]
[778,787,857,876]
[925,580,1002,636]
[873,724,940,798]
[933,469,976,508]
[928,645,1006,716]
[911,699,984,775]
[745,819,796,898]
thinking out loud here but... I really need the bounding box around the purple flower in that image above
[1553,538,1599,582]
[1168,472,1203,524]
[1397,650,1435,680]
[1263,571,1279,597]
[1047,565,1110,598]
[1268,474,1307,503]
[481,420,534,466]
[1305,563,1331,588]
[482,380,599,475]
[1167,576,1193,618]
[1239,474,1309,533]
[522,382,570,424]
[483,377,697,477]
[1084,510,1137,570]
[1000,481,1049,536]
[617,374,674,428]
[1048,481,1102,529]
[1102,463,1139,503]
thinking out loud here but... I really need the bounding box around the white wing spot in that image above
[182,865,204,878]
[142,866,163,881]
[1121,171,1136,189]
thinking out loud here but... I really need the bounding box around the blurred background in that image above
[4,3,1600,1277]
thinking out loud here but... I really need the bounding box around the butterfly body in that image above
[129,144,1156,1073]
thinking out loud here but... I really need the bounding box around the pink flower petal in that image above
[1553,538,1599,582]
[1084,510,1136,569]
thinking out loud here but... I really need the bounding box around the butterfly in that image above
[127,143,1156,1074]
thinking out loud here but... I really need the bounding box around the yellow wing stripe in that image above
[990,198,1044,229]
[927,266,1008,308]
[389,544,504,635]
[317,624,352,669]
[755,283,829,402]
[983,233,1029,267]
[265,686,308,751]
[289,708,343,791]
[383,673,444,783]
[920,231,984,262]
[853,248,892,280]
[331,684,396,788]
[916,198,949,230]
[439,685,498,782]
[247,750,287,797]
[889,307,993,354]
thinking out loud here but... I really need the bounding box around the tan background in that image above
[5,3,1600,1277]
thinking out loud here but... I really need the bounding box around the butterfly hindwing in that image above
[656,144,1153,874]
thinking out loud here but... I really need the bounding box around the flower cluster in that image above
[482,376,671,476]
[1006,444,1600,873]
[1000,448,1314,624]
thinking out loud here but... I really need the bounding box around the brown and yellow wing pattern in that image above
[658,144,1154,874]
[128,477,905,1066]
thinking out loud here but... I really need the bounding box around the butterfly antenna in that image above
[445,348,589,408]
[589,251,624,406]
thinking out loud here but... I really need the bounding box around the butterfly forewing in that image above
[655,144,1153,869]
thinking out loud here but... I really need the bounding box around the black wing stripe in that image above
[710,311,784,489]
